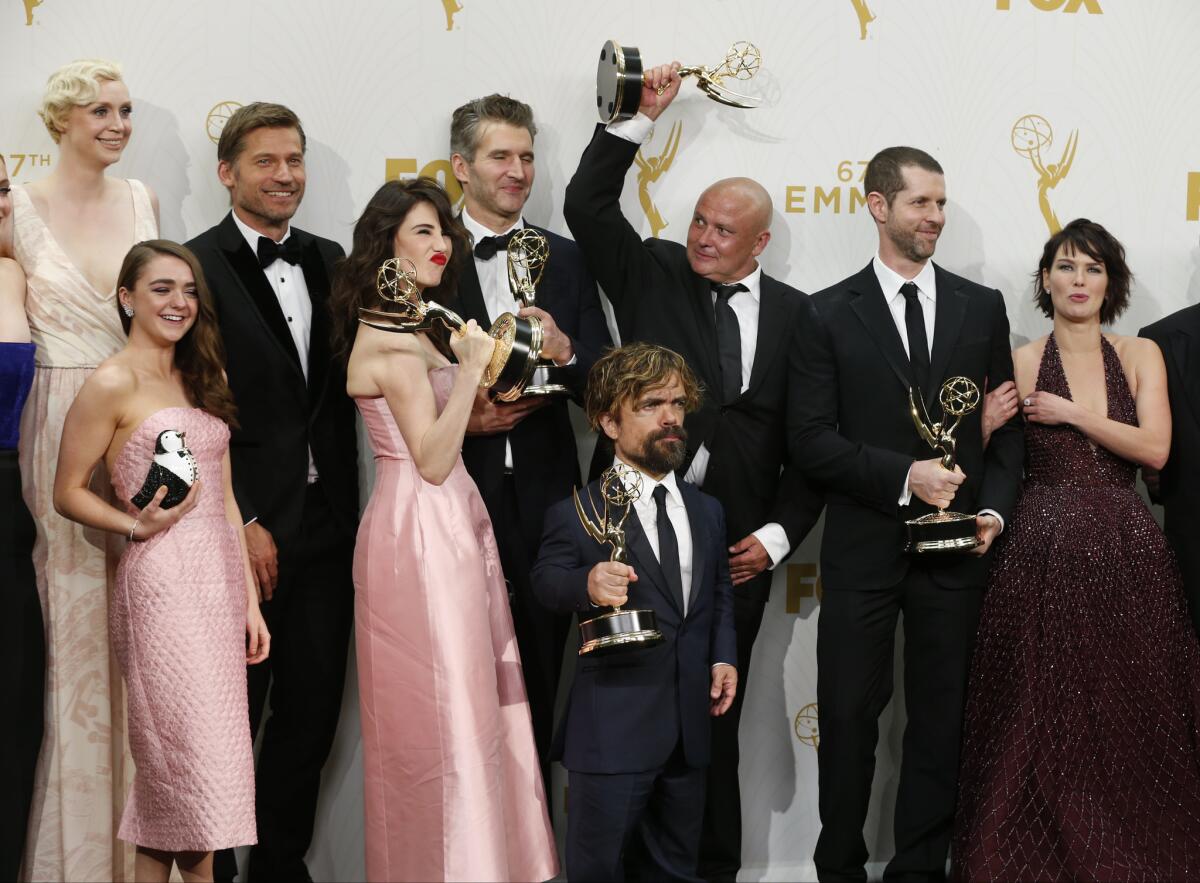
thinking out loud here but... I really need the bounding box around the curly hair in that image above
[329,178,468,361]
[584,342,703,431]
[116,240,238,427]
[40,58,124,143]
[1033,218,1133,325]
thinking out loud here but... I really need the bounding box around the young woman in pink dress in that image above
[329,178,557,882]
[54,240,269,883]
[0,58,160,882]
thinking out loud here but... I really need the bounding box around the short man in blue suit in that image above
[532,342,738,882]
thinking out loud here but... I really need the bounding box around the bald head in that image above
[687,176,773,282]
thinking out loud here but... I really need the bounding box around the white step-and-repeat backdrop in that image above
[5,1,1199,879]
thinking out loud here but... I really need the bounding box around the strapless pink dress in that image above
[109,407,256,851]
[353,365,557,882]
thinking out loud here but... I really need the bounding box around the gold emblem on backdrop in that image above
[794,703,819,748]
[786,563,822,613]
[384,158,464,207]
[22,0,42,25]
[850,0,876,40]
[1187,173,1200,222]
[1012,115,1078,235]
[441,0,462,30]
[634,121,682,239]
[206,101,244,145]
[785,160,870,216]
[996,0,1102,12]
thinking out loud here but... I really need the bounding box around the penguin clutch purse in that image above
[131,429,198,510]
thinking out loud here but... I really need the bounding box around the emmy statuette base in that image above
[579,608,664,656]
[905,510,982,554]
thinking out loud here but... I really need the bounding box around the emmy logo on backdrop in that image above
[1012,114,1078,235]
[794,703,820,749]
[634,121,682,239]
[441,0,462,30]
[206,101,243,144]
[22,0,42,25]
[850,0,876,39]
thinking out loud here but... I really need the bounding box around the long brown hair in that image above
[329,177,468,361]
[116,240,239,427]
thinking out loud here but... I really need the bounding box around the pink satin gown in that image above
[353,365,557,883]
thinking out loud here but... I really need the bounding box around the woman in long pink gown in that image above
[53,241,269,883]
[330,178,557,882]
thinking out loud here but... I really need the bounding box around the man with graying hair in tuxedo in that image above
[564,59,823,882]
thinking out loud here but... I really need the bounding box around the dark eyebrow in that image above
[147,277,182,285]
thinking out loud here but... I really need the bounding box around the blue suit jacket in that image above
[532,478,737,774]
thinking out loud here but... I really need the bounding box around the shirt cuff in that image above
[711,662,736,670]
[752,523,791,570]
[977,509,1005,534]
[606,113,654,145]
[243,516,258,528]
[554,352,578,368]
[898,464,914,507]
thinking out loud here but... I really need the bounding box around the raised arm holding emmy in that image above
[332,177,556,883]
[952,219,1200,881]
[565,51,822,880]
[531,342,736,883]
[52,241,267,883]
[789,147,1024,882]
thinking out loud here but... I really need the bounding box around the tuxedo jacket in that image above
[185,213,359,547]
[790,262,1024,592]
[564,125,823,599]
[1140,306,1200,609]
[531,478,736,773]
[456,225,611,554]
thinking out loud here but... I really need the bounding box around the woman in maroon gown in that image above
[952,219,1200,881]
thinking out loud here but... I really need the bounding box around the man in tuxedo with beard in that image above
[186,102,359,882]
[449,93,611,785]
[564,62,823,881]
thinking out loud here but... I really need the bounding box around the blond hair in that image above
[39,58,125,143]
[584,342,703,431]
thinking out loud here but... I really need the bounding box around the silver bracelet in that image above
[128,516,140,542]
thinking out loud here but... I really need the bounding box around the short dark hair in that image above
[1033,218,1132,325]
[584,343,703,431]
[864,146,944,206]
[449,94,537,162]
[217,102,306,165]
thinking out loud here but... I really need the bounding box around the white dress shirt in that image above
[232,210,318,484]
[872,255,1003,531]
[616,457,693,615]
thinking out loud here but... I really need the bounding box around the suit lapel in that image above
[217,214,304,378]
[745,275,786,397]
[847,263,912,393]
[686,271,723,394]
[299,232,331,406]
[456,255,493,326]
[1170,325,1200,430]
[680,483,709,621]
[927,265,968,404]
[624,510,685,617]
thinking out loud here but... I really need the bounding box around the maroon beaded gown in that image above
[952,334,1200,882]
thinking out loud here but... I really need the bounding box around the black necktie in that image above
[900,282,930,395]
[473,232,512,261]
[256,235,303,269]
[653,485,686,613]
[712,282,747,404]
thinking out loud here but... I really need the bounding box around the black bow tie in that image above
[256,235,303,269]
[473,232,513,261]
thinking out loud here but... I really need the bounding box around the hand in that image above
[466,387,550,435]
[971,514,1002,556]
[133,480,202,540]
[449,319,496,376]
[638,62,683,121]
[587,561,637,608]
[244,521,279,600]
[517,306,574,365]
[710,663,738,716]
[728,534,771,587]
[1021,390,1079,427]
[981,380,1018,449]
[908,459,965,510]
[246,604,270,664]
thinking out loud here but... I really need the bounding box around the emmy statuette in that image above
[506,228,570,397]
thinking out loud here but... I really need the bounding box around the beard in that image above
[626,426,689,476]
[887,224,939,263]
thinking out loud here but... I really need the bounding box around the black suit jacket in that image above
[564,125,823,600]
[457,225,611,555]
[185,213,359,547]
[531,479,736,773]
[790,262,1024,592]
[1140,306,1200,611]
